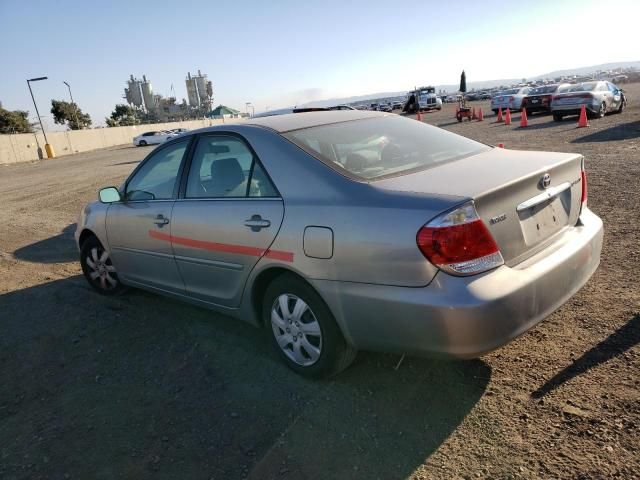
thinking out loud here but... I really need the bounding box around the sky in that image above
[1,0,639,129]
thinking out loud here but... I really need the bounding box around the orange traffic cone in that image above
[577,105,589,128]
[416,109,423,121]
[472,107,477,119]
[520,108,528,127]
[496,108,503,122]
[477,108,484,121]
[504,108,512,125]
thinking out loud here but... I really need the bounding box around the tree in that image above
[106,104,140,127]
[0,108,34,134]
[50,100,92,130]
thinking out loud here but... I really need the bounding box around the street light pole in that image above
[63,81,81,129]
[27,76,54,158]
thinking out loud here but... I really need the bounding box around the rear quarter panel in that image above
[233,125,464,287]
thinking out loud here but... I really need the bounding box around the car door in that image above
[106,137,191,292]
[170,133,284,307]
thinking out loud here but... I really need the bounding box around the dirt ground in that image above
[1,83,639,480]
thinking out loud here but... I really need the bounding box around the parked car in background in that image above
[392,101,404,110]
[521,84,571,115]
[133,131,176,146]
[490,87,533,113]
[477,92,492,100]
[328,105,356,111]
[550,81,626,121]
[78,110,602,377]
[168,128,189,135]
[369,103,380,111]
[378,103,392,112]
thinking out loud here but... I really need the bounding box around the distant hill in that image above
[299,60,640,107]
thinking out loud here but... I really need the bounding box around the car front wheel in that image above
[263,274,356,378]
[80,236,123,295]
[552,113,563,122]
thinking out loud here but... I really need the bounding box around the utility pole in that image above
[63,81,81,129]
[27,76,54,158]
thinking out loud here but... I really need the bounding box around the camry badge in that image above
[540,173,551,189]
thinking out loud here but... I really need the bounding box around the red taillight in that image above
[417,202,504,276]
[581,169,588,205]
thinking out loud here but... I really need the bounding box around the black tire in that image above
[552,113,563,122]
[138,140,147,146]
[263,273,357,378]
[616,98,625,114]
[492,109,498,115]
[597,102,607,118]
[80,236,124,295]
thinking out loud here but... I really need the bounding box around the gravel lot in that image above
[1,84,639,480]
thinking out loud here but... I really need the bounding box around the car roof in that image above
[243,110,387,133]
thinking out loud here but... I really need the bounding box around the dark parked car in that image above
[521,84,571,115]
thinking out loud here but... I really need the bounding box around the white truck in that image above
[413,86,442,111]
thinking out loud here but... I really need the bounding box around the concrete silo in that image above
[186,72,200,107]
[126,75,143,108]
[141,75,156,111]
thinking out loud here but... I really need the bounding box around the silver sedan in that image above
[76,111,603,377]
[550,81,626,121]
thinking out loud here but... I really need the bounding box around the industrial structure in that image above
[122,70,214,121]
[185,70,213,111]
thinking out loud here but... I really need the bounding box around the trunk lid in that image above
[373,148,584,265]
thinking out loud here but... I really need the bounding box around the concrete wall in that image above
[0,118,244,165]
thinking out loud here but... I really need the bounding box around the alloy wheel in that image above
[85,246,119,291]
[271,294,322,366]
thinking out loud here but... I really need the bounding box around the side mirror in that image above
[99,187,121,203]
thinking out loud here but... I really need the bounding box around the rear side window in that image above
[284,116,490,181]
[185,135,278,198]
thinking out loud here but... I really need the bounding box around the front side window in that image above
[185,135,278,198]
[125,139,189,201]
[284,115,490,181]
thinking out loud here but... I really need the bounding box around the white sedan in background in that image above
[133,131,176,146]
[491,87,533,113]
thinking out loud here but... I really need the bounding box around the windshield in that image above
[531,85,558,94]
[283,116,490,181]
[568,82,598,92]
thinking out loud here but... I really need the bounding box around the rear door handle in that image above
[244,215,271,231]
[153,214,170,226]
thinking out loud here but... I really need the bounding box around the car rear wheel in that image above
[263,274,356,378]
[552,113,563,122]
[138,140,147,146]
[80,236,123,295]
[597,102,607,118]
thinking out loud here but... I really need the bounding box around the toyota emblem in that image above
[540,173,551,189]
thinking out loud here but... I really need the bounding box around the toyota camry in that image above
[76,111,603,377]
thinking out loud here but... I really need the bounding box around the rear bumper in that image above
[313,208,603,358]
[524,104,550,112]
[552,104,598,115]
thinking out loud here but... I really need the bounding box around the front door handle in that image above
[153,214,170,226]
[244,215,271,231]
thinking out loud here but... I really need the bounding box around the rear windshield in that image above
[531,85,558,94]
[283,116,490,181]
[568,82,598,92]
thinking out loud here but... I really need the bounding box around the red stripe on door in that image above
[149,230,294,262]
